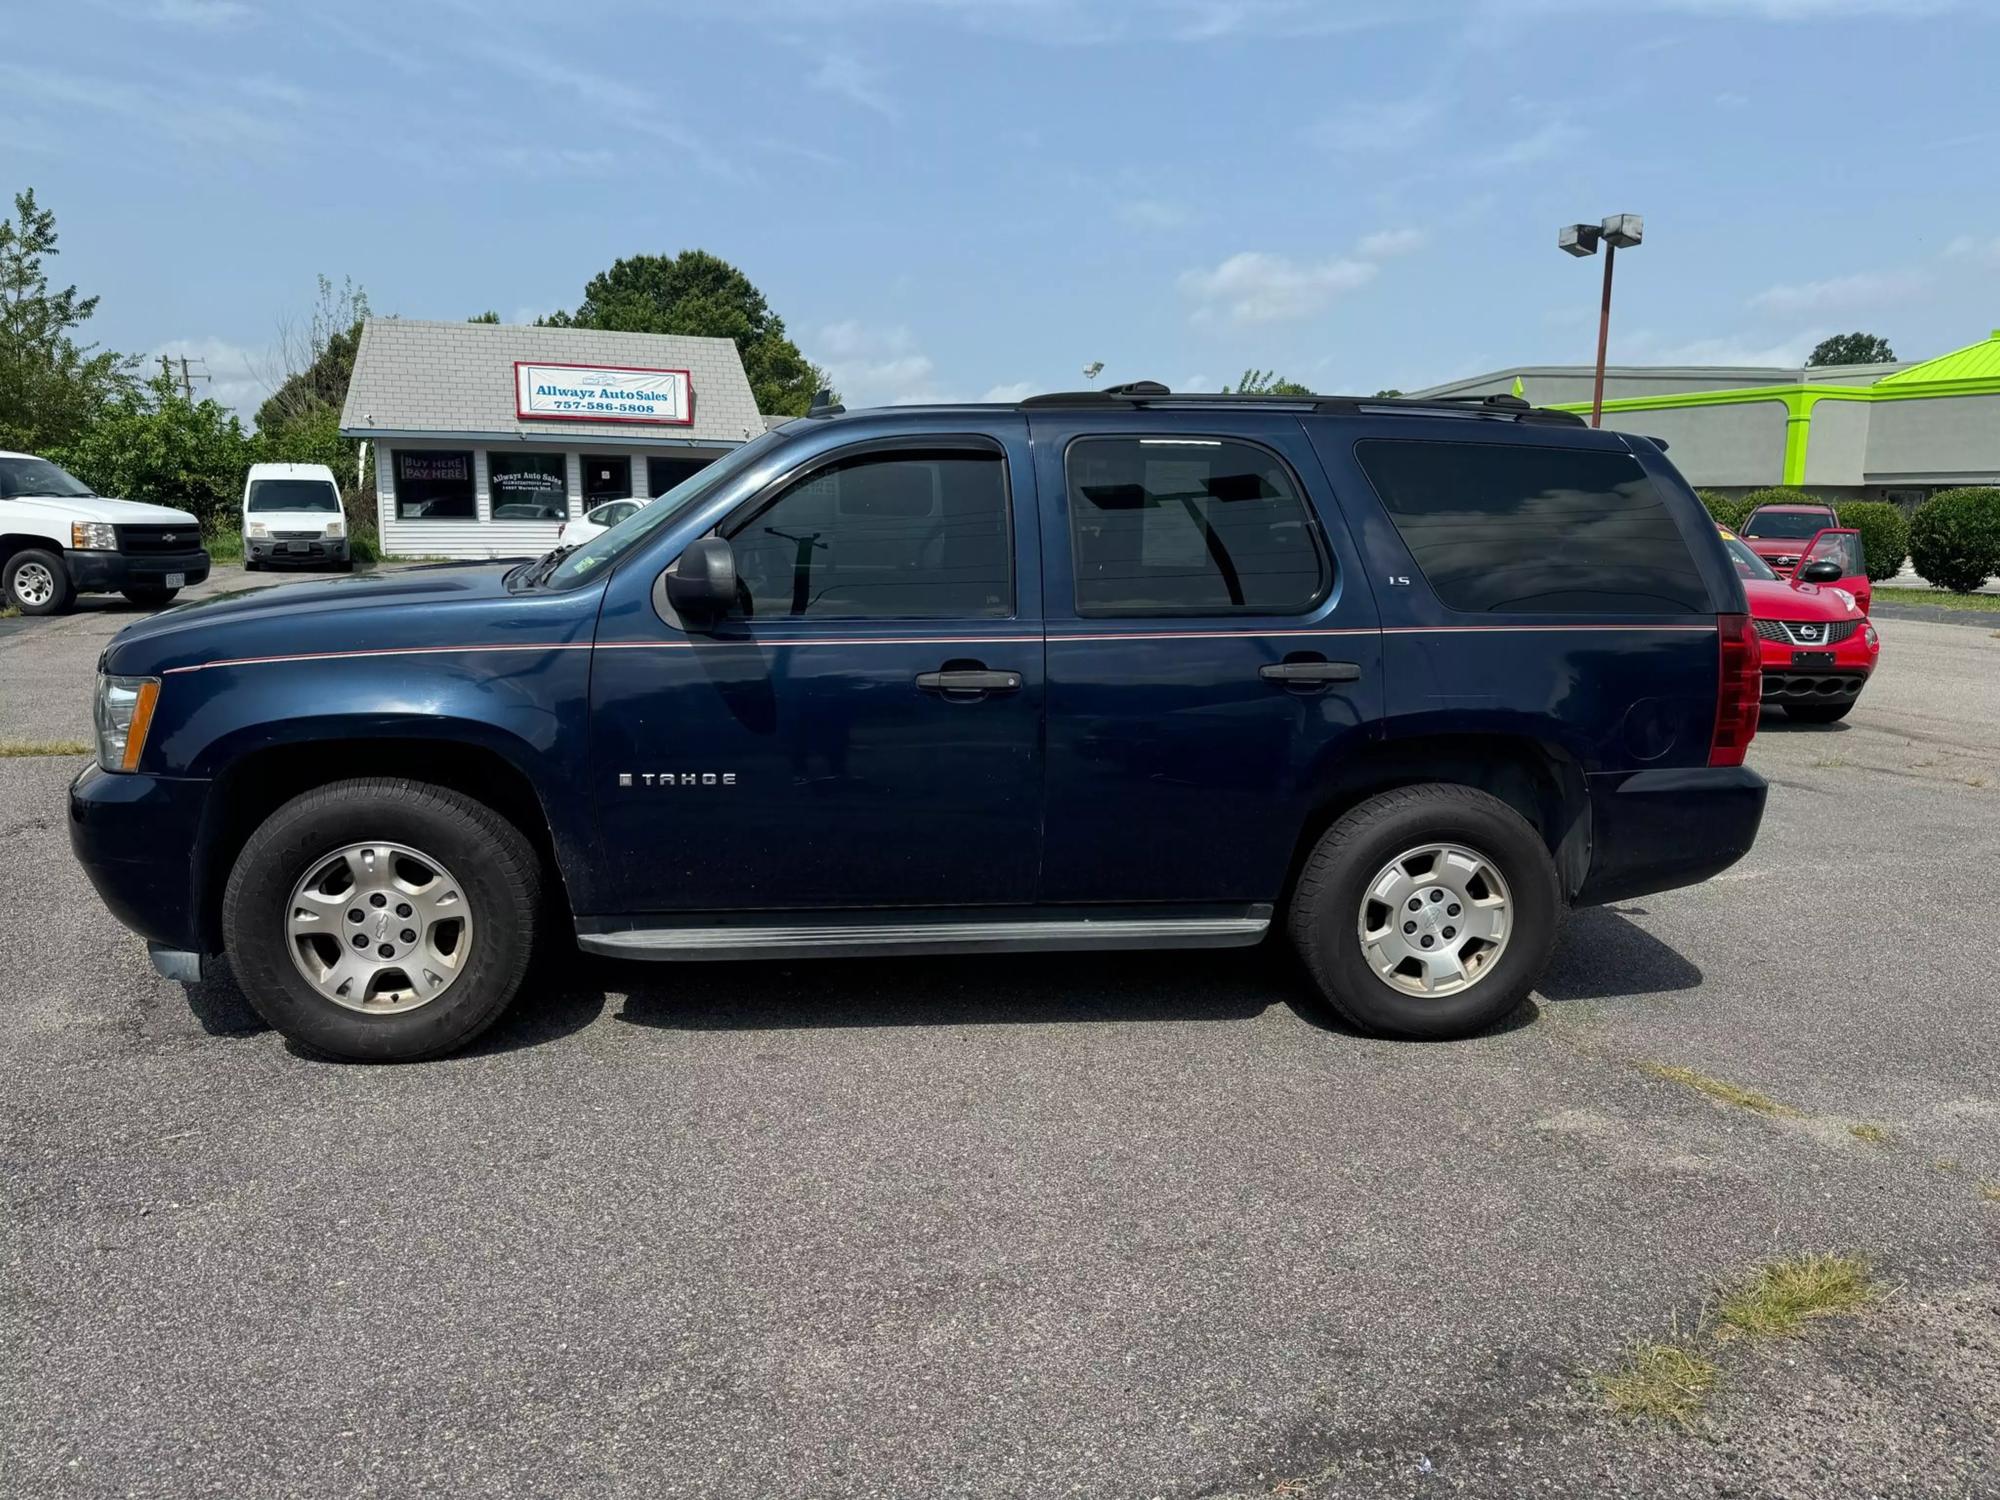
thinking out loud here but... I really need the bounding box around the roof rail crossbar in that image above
[1015,384,1586,427]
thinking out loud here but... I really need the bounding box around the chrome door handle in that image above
[1259,661,1361,683]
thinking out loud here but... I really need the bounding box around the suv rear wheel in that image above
[221,777,542,1061]
[1287,785,1562,1038]
[4,548,74,615]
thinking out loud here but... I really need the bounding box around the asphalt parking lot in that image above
[3,571,1997,1499]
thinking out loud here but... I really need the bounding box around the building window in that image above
[1354,439,1709,614]
[393,451,476,521]
[647,455,712,497]
[725,448,1011,620]
[1065,436,1328,616]
[584,456,632,505]
[488,452,569,520]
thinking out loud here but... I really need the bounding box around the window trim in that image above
[391,448,480,522]
[1061,432,1333,619]
[712,434,1019,623]
[485,449,572,522]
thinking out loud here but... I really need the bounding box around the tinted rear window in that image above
[1354,439,1712,614]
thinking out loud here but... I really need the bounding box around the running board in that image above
[577,914,1271,962]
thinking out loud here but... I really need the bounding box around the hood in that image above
[1741,576,1862,621]
[7,493,200,526]
[102,561,602,677]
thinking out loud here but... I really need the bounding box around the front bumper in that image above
[64,547,212,592]
[68,762,212,953]
[1573,765,1769,907]
[247,535,350,566]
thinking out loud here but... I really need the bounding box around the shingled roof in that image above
[338,318,766,446]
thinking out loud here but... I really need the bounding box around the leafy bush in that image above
[1909,487,2000,593]
[1736,486,1826,517]
[1695,490,1746,530]
[1833,501,1910,582]
[51,373,253,531]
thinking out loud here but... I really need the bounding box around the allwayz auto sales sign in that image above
[514,362,693,425]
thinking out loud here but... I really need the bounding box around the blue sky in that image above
[8,0,2000,421]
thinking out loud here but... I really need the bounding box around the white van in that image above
[242,462,349,571]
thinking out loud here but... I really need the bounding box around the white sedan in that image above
[556,498,643,547]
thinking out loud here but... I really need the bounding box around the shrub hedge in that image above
[1909,487,2000,594]
[1695,490,1746,530]
[1832,501,1910,582]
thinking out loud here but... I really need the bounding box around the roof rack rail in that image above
[1017,383,1586,427]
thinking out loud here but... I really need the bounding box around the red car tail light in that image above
[1710,612,1761,767]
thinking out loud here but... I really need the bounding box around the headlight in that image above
[94,673,161,773]
[71,520,117,550]
[247,522,269,539]
[324,519,345,537]
[1864,622,1879,649]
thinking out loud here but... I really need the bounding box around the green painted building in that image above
[1412,328,2000,505]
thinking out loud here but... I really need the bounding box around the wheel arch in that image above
[192,732,578,952]
[1284,732,1590,905]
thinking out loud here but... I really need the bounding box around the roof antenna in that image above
[807,387,844,418]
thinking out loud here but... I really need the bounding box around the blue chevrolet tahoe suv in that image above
[69,387,1767,1061]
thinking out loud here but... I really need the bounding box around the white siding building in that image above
[339,319,767,560]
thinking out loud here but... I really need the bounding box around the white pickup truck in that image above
[0,450,212,615]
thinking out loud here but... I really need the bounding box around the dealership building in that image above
[338,319,767,560]
[1413,326,2000,505]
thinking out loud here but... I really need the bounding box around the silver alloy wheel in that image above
[285,842,474,1013]
[12,560,56,607]
[1357,842,1513,998]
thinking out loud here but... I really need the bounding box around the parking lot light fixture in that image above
[1559,214,1644,427]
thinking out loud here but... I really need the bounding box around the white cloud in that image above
[981,381,1039,402]
[1115,197,1191,230]
[1181,373,1210,392]
[1179,251,1378,326]
[149,337,271,419]
[1474,120,1581,169]
[1748,269,1925,314]
[1944,234,2000,265]
[1628,331,1821,367]
[1355,227,1427,260]
[810,51,899,120]
[818,321,943,404]
[1307,95,1443,154]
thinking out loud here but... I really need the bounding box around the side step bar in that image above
[577,914,1271,963]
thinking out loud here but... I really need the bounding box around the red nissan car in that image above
[1718,525,1879,723]
[1739,500,1840,577]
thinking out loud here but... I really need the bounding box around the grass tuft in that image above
[1717,1254,1876,1339]
[0,601,18,620]
[1978,1182,2000,1204]
[0,739,92,758]
[1592,1338,1718,1428]
[1847,1122,1893,1145]
[1640,1062,1799,1117]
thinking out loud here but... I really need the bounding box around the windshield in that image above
[247,478,341,513]
[0,456,95,499]
[1718,531,1778,582]
[1742,509,1831,540]
[545,431,787,590]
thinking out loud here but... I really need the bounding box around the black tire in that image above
[221,777,542,1061]
[121,586,180,608]
[4,547,74,615]
[1783,700,1853,723]
[1286,785,1562,1039]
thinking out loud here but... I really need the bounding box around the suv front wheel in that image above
[222,777,542,1061]
[1287,785,1562,1038]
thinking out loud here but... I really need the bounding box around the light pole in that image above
[1559,214,1644,427]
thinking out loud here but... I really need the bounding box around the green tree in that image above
[52,369,253,532]
[1908,487,2000,593]
[1224,368,1313,396]
[547,251,831,415]
[0,188,134,452]
[1372,388,1405,399]
[255,274,368,436]
[468,310,500,323]
[1806,332,1895,367]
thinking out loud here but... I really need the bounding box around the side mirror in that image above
[1797,560,1842,584]
[665,536,737,624]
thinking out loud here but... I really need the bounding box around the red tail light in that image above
[1710,612,1761,767]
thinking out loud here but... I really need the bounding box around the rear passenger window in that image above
[725,448,1010,619]
[1066,436,1327,616]
[1354,439,1712,614]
